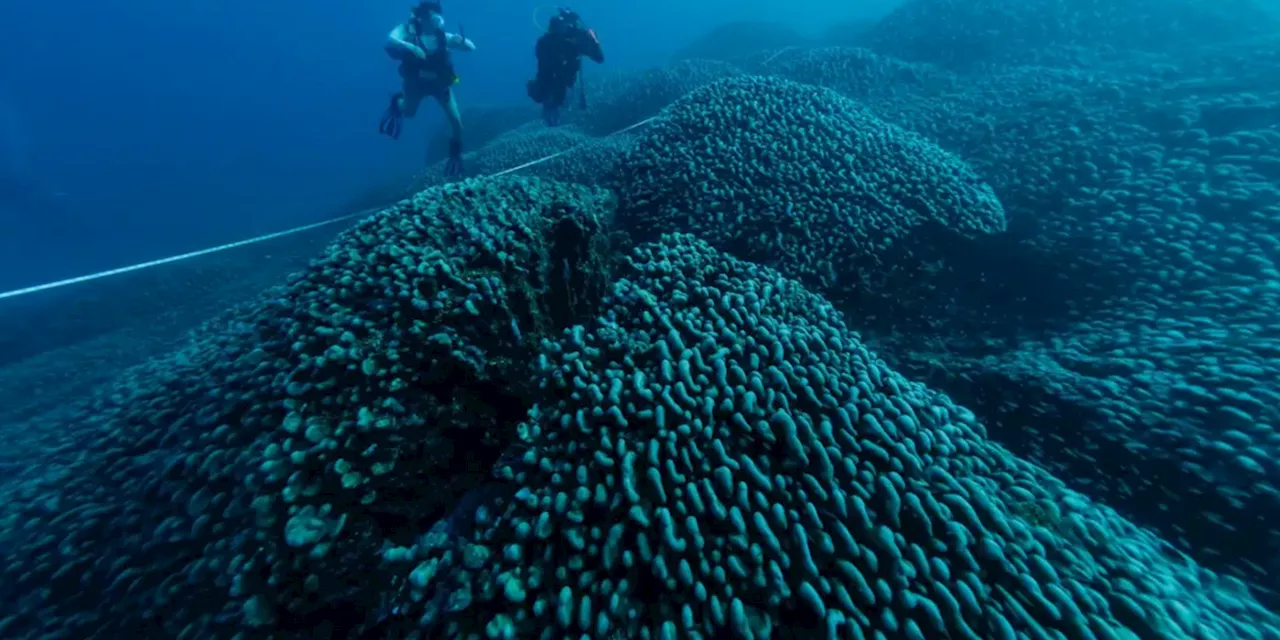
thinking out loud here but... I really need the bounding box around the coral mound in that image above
[390,233,1279,640]
[613,75,1005,297]
[572,59,744,137]
[0,177,619,639]
[420,123,637,189]
[861,0,1279,70]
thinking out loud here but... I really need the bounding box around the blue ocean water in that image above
[0,0,1279,637]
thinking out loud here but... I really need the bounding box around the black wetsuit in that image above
[528,25,603,110]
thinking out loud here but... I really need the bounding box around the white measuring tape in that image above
[0,212,374,302]
[0,116,659,303]
[761,47,798,66]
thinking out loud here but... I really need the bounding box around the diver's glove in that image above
[379,93,404,139]
[543,103,561,126]
[444,137,464,177]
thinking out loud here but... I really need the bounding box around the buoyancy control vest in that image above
[406,27,457,84]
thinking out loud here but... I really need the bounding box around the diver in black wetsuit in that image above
[526,8,603,126]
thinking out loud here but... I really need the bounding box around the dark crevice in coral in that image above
[356,374,529,542]
[544,209,615,330]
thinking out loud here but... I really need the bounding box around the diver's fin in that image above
[379,93,404,139]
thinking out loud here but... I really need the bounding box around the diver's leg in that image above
[435,88,465,175]
[399,80,427,118]
[434,88,463,141]
[527,77,546,104]
[544,84,567,125]
[393,66,430,118]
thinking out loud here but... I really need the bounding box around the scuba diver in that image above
[379,0,476,175]
[527,8,603,126]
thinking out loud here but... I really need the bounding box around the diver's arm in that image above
[579,30,603,63]
[385,24,424,58]
[446,32,476,51]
